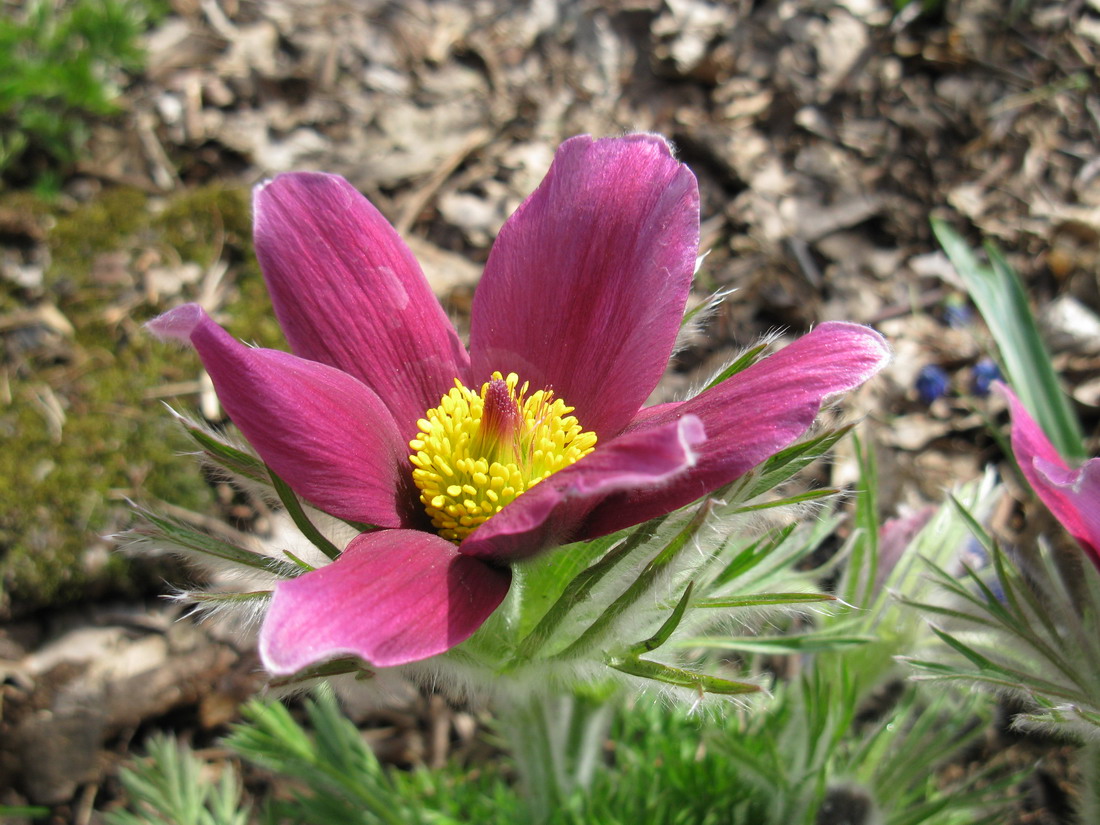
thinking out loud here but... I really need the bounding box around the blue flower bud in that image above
[915,364,950,404]
[971,359,1001,397]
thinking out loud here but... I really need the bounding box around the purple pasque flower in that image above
[148,134,889,676]
[1000,383,1100,568]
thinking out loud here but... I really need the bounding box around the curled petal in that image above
[254,173,470,439]
[259,530,511,672]
[583,322,891,535]
[459,416,706,562]
[470,134,700,439]
[147,304,414,528]
[1001,384,1100,564]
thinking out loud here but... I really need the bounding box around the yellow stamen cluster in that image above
[410,371,597,543]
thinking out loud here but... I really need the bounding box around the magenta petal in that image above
[1001,384,1100,563]
[583,322,890,536]
[469,134,700,439]
[254,173,470,438]
[1034,459,1100,558]
[259,530,511,672]
[148,304,413,527]
[458,416,705,562]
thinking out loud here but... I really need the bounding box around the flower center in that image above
[409,371,597,543]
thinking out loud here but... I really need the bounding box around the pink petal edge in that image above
[254,172,470,441]
[1000,383,1100,563]
[470,134,700,440]
[147,303,415,528]
[583,322,890,536]
[1033,458,1100,558]
[459,415,706,561]
[259,529,511,672]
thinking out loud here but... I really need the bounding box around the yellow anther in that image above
[409,371,597,543]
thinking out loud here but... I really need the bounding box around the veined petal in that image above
[147,304,413,528]
[1002,384,1100,563]
[583,322,890,535]
[458,416,705,562]
[259,530,511,672]
[254,173,470,439]
[469,134,699,440]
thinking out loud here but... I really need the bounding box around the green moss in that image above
[48,186,149,278]
[153,185,250,266]
[151,186,283,347]
[0,334,209,612]
[0,183,281,616]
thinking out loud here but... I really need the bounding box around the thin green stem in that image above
[268,466,341,560]
[1078,741,1100,824]
[497,691,614,823]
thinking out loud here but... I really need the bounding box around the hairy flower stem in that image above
[497,689,615,822]
[1079,741,1100,824]
[506,518,668,670]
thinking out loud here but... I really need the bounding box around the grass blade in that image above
[932,219,1084,461]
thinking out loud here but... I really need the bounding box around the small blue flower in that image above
[971,359,1001,396]
[915,364,950,404]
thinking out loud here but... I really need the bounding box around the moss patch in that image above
[0,184,276,617]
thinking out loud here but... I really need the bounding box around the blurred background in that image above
[0,0,1097,821]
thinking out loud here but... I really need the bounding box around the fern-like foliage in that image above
[105,734,249,825]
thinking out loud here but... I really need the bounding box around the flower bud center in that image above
[409,371,597,543]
